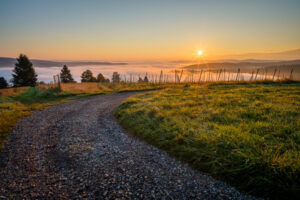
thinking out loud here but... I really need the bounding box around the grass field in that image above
[115,83,300,199]
[0,82,165,148]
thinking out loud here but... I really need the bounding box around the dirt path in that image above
[0,92,255,199]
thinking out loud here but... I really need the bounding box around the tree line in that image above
[0,54,127,89]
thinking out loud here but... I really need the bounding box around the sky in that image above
[0,0,300,61]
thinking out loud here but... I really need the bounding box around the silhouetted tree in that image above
[12,54,37,87]
[0,77,8,89]
[60,65,75,83]
[144,75,149,83]
[138,77,143,83]
[97,73,106,83]
[81,70,96,82]
[112,72,120,83]
[105,78,110,83]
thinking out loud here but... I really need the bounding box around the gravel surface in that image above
[0,92,258,199]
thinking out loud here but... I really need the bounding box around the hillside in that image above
[185,59,300,78]
[0,57,127,68]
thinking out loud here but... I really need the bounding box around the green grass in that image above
[0,87,78,147]
[12,87,76,103]
[115,83,300,199]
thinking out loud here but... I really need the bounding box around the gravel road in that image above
[0,92,257,199]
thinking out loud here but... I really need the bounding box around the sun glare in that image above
[198,50,203,56]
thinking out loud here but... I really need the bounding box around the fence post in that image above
[290,68,294,80]
[179,70,183,83]
[159,70,163,84]
[236,68,240,81]
[264,69,268,80]
[57,74,62,91]
[254,69,259,80]
[217,69,222,81]
[272,69,277,81]
[53,75,57,84]
[198,70,203,84]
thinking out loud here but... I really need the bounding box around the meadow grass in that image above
[0,87,76,148]
[38,82,166,94]
[115,82,300,199]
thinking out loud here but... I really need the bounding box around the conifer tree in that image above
[97,73,106,83]
[112,72,120,83]
[60,65,75,83]
[12,54,37,87]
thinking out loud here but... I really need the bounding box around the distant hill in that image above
[185,59,300,69]
[0,57,128,68]
[185,59,300,79]
[217,49,300,60]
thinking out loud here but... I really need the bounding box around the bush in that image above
[81,70,97,82]
[0,77,8,89]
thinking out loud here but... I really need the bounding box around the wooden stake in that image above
[198,70,203,84]
[236,68,240,81]
[179,70,183,83]
[272,69,277,81]
[57,74,61,91]
[254,69,259,80]
[290,68,294,79]
[250,71,254,81]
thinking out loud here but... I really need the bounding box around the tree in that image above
[138,77,143,83]
[81,70,96,82]
[144,75,149,83]
[0,77,8,89]
[12,54,37,87]
[60,65,75,83]
[112,72,120,83]
[97,73,106,83]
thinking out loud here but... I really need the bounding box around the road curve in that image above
[0,92,255,199]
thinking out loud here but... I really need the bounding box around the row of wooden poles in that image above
[123,68,295,84]
[51,68,295,88]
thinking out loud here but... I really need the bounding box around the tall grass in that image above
[0,86,29,98]
[12,87,75,104]
[38,82,167,94]
[115,83,300,199]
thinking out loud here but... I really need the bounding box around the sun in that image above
[198,50,203,56]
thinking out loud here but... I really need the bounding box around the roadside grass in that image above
[0,82,167,149]
[115,82,300,199]
[0,86,29,98]
[0,87,77,148]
